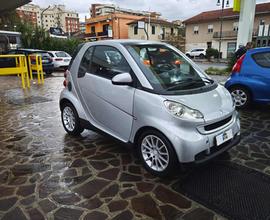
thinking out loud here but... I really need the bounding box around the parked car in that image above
[48,51,71,70]
[7,49,54,74]
[186,48,206,58]
[59,40,241,177]
[225,47,270,108]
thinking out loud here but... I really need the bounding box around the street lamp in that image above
[217,0,230,61]
[41,6,50,30]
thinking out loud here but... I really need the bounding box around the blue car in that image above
[225,47,270,108]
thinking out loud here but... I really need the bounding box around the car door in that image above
[190,49,196,57]
[76,45,135,142]
[251,51,270,99]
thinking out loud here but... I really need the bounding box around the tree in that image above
[0,10,20,30]
[16,22,82,54]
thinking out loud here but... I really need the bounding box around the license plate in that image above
[216,129,233,146]
[64,59,69,62]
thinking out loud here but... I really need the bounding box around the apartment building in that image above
[127,18,184,50]
[42,5,79,33]
[184,2,270,58]
[80,22,86,33]
[85,13,145,40]
[16,3,79,33]
[128,18,178,41]
[16,3,41,27]
[90,4,160,18]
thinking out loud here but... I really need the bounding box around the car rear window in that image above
[56,52,69,57]
[252,52,270,68]
[37,52,51,58]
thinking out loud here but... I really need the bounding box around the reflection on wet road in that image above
[0,75,269,220]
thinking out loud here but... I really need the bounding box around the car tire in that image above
[137,129,178,177]
[199,54,205,59]
[46,71,53,75]
[186,54,190,58]
[229,86,251,109]
[61,102,84,136]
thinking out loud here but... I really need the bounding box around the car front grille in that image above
[204,116,232,132]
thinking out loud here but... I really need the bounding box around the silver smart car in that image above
[60,40,241,176]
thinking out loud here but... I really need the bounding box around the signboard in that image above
[108,26,113,38]
[258,25,264,37]
[108,30,112,38]
[49,27,65,36]
[233,0,241,12]
[138,21,145,29]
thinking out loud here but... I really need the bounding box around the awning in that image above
[0,0,31,13]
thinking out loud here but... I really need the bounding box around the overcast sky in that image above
[32,0,270,21]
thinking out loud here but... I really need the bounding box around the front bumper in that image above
[192,133,240,164]
[167,111,240,163]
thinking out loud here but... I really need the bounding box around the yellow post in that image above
[16,57,20,77]
[28,54,44,84]
[22,56,30,88]
[28,55,33,80]
[233,0,241,12]
[39,56,44,84]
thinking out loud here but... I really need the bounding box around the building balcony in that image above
[97,31,108,37]
[213,31,238,39]
[87,32,96,37]
[213,30,258,39]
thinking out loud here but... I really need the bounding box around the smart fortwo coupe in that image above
[60,40,241,176]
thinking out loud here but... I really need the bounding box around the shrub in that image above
[206,48,219,61]
[205,67,229,75]
[16,22,83,55]
[227,55,237,72]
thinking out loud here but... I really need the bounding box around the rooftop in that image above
[84,39,168,45]
[184,2,270,24]
[127,18,177,27]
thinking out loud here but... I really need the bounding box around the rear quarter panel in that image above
[241,50,270,102]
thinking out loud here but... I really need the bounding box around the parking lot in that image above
[0,74,270,220]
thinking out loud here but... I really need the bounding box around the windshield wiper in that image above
[165,77,214,91]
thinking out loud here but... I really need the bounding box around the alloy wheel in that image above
[141,135,169,172]
[62,106,76,131]
[231,89,247,107]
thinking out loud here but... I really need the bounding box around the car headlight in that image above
[164,100,204,120]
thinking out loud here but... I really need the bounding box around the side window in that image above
[252,52,270,68]
[78,46,93,78]
[91,46,131,79]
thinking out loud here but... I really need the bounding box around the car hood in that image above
[162,85,234,122]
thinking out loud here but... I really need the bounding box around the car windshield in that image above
[126,44,212,92]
